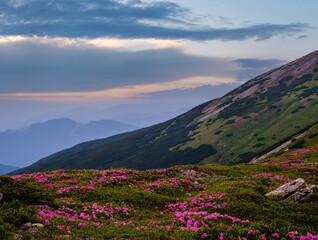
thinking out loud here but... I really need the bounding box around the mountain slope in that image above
[0,163,19,175]
[13,51,318,174]
[250,122,318,163]
[0,119,138,167]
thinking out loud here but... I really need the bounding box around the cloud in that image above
[0,40,238,94]
[234,58,287,81]
[0,76,238,103]
[0,35,185,51]
[0,0,308,41]
[297,35,309,39]
[0,38,288,97]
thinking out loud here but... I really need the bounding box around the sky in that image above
[0,0,317,131]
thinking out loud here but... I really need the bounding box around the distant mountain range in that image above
[0,119,138,168]
[12,51,318,174]
[0,163,19,175]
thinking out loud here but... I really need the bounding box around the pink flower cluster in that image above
[291,146,318,155]
[37,197,134,233]
[161,193,249,232]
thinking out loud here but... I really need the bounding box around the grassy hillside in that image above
[1,130,318,239]
[12,51,318,174]
[184,68,318,165]
[12,103,217,173]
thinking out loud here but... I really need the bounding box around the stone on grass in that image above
[265,178,305,198]
[266,178,317,202]
[284,185,317,202]
[179,169,212,180]
[20,222,45,234]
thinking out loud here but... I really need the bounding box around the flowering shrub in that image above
[1,145,317,239]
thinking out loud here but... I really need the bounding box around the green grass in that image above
[1,143,318,239]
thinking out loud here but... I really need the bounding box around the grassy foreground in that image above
[1,145,318,239]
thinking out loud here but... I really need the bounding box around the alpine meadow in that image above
[1,0,318,240]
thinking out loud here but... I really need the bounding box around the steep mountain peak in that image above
[253,50,318,89]
[199,50,318,123]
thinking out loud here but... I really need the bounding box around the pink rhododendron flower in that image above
[248,230,255,235]
[201,233,207,238]
[272,233,279,238]
[289,231,298,239]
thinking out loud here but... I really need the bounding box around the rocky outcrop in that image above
[15,223,45,240]
[250,132,307,163]
[20,222,44,233]
[284,185,317,202]
[266,178,317,202]
[266,178,305,198]
[178,169,212,180]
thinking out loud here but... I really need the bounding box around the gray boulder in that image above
[266,178,317,202]
[178,169,212,180]
[20,222,44,233]
[266,178,305,198]
[0,192,3,201]
[180,170,197,179]
[285,185,316,202]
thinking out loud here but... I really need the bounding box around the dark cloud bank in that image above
[0,0,290,93]
[0,41,287,94]
[0,0,308,41]
[0,41,237,93]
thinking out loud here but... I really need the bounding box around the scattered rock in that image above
[20,222,33,231]
[14,233,24,240]
[27,228,40,234]
[53,235,131,240]
[74,238,129,240]
[20,222,44,233]
[178,169,212,180]
[266,178,305,198]
[54,235,71,239]
[285,185,317,202]
[180,170,196,178]
[31,223,44,229]
[266,178,317,202]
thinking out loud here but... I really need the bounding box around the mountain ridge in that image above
[12,50,318,174]
[0,163,19,175]
[0,118,138,168]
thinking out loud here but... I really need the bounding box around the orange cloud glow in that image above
[0,76,237,103]
[0,35,185,51]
